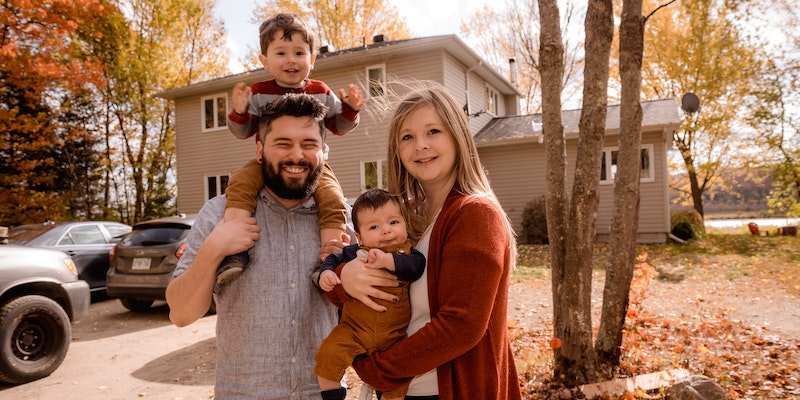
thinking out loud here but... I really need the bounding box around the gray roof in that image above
[474,98,681,147]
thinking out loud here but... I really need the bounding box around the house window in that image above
[206,174,230,200]
[361,160,387,191]
[485,86,500,115]
[201,93,228,132]
[599,144,655,184]
[366,64,386,97]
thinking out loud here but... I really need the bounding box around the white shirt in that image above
[405,217,439,395]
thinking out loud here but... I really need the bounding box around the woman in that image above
[340,84,521,400]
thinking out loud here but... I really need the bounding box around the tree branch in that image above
[644,0,678,22]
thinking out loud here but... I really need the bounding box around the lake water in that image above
[705,217,800,229]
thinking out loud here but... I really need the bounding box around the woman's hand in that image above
[340,257,400,312]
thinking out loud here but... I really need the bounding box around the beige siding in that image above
[174,95,253,214]
[478,129,670,242]
[326,50,444,202]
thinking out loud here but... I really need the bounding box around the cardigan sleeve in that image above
[353,197,510,391]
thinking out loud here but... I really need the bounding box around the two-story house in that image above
[157,34,680,243]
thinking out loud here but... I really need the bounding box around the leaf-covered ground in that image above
[510,235,800,399]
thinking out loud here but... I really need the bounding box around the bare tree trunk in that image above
[596,0,645,369]
[538,0,569,374]
[556,0,614,385]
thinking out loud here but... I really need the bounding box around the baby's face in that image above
[356,202,408,249]
[260,30,315,86]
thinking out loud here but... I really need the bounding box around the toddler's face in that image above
[260,30,316,86]
[356,202,408,249]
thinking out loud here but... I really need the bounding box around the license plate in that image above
[132,258,151,270]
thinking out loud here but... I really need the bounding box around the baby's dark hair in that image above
[352,189,402,233]
[257,93,328,142]
[259,13,314,54]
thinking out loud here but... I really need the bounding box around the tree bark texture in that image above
[596,0,645,369]
[538,0,569,370]
[558,0,613,385]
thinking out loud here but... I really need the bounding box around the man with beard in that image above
[166,94,348,399]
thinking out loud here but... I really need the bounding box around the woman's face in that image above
[396,104,457,191]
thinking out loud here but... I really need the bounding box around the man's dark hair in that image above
[259,13,314,54]
[352,189,402,233]
[257,93,328,142]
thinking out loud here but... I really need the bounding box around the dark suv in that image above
[106,214,195,312]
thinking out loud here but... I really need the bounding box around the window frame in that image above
[599,144,656,185]
[204,174,231,200]
[200,93,229,133]
[485,85,500,115]
[365,64,386,98]
[360,159,388,192]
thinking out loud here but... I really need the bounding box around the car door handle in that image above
[66,250,76,256]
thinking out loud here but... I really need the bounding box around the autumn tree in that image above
[642,0,762,217]
[97,0,229,224]
[461,0,585,113]
[747,2,800,217]
[253,0,411,52]
[0,0,113,226]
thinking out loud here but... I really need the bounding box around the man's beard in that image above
[261,158,323,200]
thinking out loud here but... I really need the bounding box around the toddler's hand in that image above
[319,270,341,292]
[232,82,251,114]
[365,248,395,271]
[339,84,364,111]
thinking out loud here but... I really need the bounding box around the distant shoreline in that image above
[705,217,799,229]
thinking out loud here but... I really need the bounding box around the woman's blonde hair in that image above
[386,83,517,266]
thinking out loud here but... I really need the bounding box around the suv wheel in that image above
[119,298,154,312]
[0,295,70,384]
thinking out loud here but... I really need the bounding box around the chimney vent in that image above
[319,45,335,54]
[509,58,517,85]
[373,34,389,43]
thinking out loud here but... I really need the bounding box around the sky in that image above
[213,0,494,73]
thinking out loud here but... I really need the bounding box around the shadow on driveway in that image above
[131,337,216,385]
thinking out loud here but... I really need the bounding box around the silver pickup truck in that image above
[0,231,90,385]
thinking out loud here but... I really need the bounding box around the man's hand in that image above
[231,82,251,114]
[319,270,341,292]
[340,257,400,312]
[365,248,395,271]
[339,84,364,111]
[206,216,260,257]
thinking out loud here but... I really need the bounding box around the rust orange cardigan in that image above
[350,189,522,400]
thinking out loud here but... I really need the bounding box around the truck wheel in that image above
[119,298,154,312]
[0,295,71,384]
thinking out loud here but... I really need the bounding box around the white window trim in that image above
[204,174,231,200]
[200,93,229,133]
[365,64,386,98]
[599,144,656,185]
[360,160,387,192]
[485,85,500,116]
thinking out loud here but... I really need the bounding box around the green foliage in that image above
[670,209,706,241]
[520,197,549,244]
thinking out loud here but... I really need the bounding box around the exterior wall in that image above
[478,129,670,243]
[327,50,444,202]
[443,54,502,135]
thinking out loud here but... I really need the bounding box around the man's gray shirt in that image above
[174,191,338,399]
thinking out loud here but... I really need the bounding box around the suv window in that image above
[123,227,189,246]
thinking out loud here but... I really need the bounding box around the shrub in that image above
[670,209,705,241]
[520,196,548,244]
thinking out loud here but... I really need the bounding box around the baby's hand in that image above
[339,84,364,111]
[231,82,251,114]
[319,270,341,292]
[366,248,395,271]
